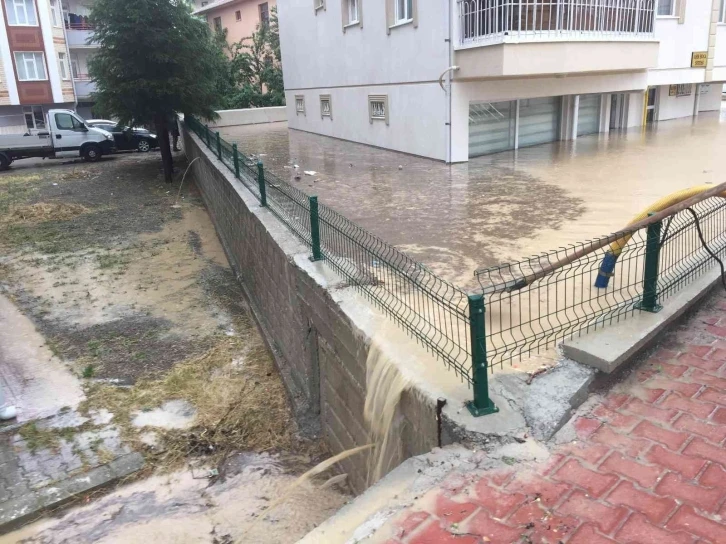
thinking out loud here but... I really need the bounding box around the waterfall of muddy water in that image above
[365,339,412,486]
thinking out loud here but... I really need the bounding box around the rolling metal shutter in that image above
[577,94,601,137]
[517,97,560,149]
[468,101,515,158]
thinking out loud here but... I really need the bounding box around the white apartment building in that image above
[62,0,97,118]
[0,0,77,133]
[279,0,726,162]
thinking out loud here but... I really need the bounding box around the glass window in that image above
[5,0,37,25]
[395,0,412,22]
[58,52,68,80]
[70,54,80,79]
[213,16,222,31]
[55,112,84,130]
[50,0,60,26]
[347,0,358,23]
[235,10,241,21]
[259,2,269,24]
[657,0,674,16]
[23,105,44,130]
[14,52,46,81]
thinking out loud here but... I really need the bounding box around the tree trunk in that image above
[154,114,174,183]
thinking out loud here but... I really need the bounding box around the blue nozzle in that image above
[595,251,618,288]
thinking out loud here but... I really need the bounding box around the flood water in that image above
[221,106,726,290]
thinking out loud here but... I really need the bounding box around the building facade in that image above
[192,0,276,46]
[62,0,97,119]
[279,0,726,162]
[0,0,77,133]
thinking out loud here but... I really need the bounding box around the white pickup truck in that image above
[0,109,115,170]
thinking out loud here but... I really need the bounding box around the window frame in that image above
[235,10,241,21]
[656,0,675,17]
[295,95,306,115]
[6,0,39,26]
[368,94,389,125]
[395,0,412,23]
[721,0,726,23]
[14,51,47,82]
[314,0,325,14]
[213,16,222,32]
[54,112,85,131]
[57,51,69,80]
[259,2,269,25]
[23,105,44,130]
[320,94,332,119]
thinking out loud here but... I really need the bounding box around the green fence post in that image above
[466,294,498,417]
[638,215,663,313]
[309,196,322,262]
[257,161,267,207]
[216,132,221,160]
[233,144,240,178]
[204,125,210,148]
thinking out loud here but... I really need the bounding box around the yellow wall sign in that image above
[691,51,708,67]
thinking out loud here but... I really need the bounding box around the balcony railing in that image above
[458,0,656,46]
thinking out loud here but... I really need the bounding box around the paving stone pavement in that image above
[379,291,726,544]
[0,413,143,532]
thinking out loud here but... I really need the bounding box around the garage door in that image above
[577,94,601,136]
[518,97,560,149]
[469,101,515,158]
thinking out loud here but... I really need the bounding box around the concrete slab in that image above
[563,267,723,372]
[523,360,596,441]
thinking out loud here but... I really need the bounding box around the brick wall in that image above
[182,126,439,492]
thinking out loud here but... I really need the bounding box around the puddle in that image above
[0,452,349,544]
[222,108,726,288]
[131,400,197,430]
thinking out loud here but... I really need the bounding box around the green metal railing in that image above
[475,196,726,368]
[185,116,497,416]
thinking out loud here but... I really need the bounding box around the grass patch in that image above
[82,364,96,378]
[80,328,295,470]
[2,202,87,224]
[96,253,130,270]
[19,423,77,453]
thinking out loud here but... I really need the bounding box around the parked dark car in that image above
[85,119,158,153]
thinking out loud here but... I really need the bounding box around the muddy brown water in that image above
[222,107,726,289]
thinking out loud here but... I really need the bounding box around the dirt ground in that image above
[0,153,349,542]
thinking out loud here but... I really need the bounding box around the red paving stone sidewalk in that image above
[382,293,726,544]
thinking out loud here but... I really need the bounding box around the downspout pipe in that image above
[444,0,457,164]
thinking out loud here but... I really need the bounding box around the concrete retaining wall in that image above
[181,125,438,493]
[209,106,287,128]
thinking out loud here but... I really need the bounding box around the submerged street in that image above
[223,107,726,289]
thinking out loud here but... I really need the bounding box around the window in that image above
[295,95,305,115]
[70,53,80,79]
[213,16,222,31]
[368,95,389,125]
[58,52,69,80]
[676,84,692,97]
[314,0,325,12]
[5,0,38,26]
[657,0,674,16]
[395,0,412,23]
[201,1,208,5]
[54,112,84,130]
[14,52,47,81]
[721,0,726,23]
[50,0,61,26]
[320,95,332,119]
[235,10,241,21]
[23,105,44,130]
[259,2,269,25]
[345,0,358,25]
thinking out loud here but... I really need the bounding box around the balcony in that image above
[65,20,96,48]
[455,0,659,78]
[73,76,96,99]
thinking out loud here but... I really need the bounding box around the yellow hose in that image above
[609,185,726,256]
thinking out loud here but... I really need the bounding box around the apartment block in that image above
[0,0,76,133]
[279,0,726,162]
[192,0,276,46]
[63,0,97,118]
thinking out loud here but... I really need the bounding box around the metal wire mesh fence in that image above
[475,196,726,368]
[184,117,477,397]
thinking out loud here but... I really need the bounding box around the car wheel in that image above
[0,153,10,171]
[137,139,151,152]
[83,144,102,162]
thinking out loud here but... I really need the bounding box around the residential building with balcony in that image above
[192,0,276,47]
[62,0,96,118]
[279,0,726,162]
[0,0,76,133]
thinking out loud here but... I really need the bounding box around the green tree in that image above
[226,8,285,109]
[88,0,224,182]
